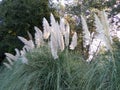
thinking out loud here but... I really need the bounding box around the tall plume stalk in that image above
[81,15,91,48]
[94,11,115,67]
[69,32,77,50]
[100,11,115,67]
[94,12,113,54]
[34,26,44,47]
[64,22,70,47]
[86,12,114,62]
[100,11,113,52]
[50,13,65,59]
[81,15,91,59]
[43,17,51,39]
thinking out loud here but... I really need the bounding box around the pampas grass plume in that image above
[64,22,70,47]
[5,53,17,61]
[18,36,35,49]
[50,31,59,59]
[59,17,66,35]
[43,17,51,39]
[34,26,44,47]
[56,22,65,51]
[94,13,112,51]
[81,15,91,47]
[70,32,77,50]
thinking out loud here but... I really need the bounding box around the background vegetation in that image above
[0,0,57,63]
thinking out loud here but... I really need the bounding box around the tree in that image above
[0,0,57,63]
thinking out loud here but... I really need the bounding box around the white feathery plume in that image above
[18,36,29,45]
[43,17,51,39]
[89,32,95,45]
[5,53,17,61]
[57,22,65,51]
[59,34,65,51]
[49,14,65,58]
[50,30,59,59]
[94,14,106,41]
[94,14,104,34]
[15,48,20,57]
[101,11,111,36]
[50,13,56,27]
[86,55,94,62]
[100,11,113,50]
[90,32,95,39]
[28,40,35,49]
[94,14,112,50]
[70,32,78,50]
[50,13,64,51]
[20,50,26,56]
[20,50,28,64]
[34,26,44,47]
[59,17,66,35]
[18,36,35,49]
[3,62,12,70]
[86,38,102,62]
[64,22,70,47]
[6,57,13,65]
[81,15,91,48]
[4,49,19,67]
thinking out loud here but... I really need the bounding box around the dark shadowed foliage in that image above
[0,0,57,63]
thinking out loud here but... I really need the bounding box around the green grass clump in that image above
[0,46,86,90]
[79,42,120,90]
[0,45,120,90]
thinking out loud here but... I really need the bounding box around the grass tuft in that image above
[0,44,120,90]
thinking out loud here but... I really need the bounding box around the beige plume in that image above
[43,17,51,39]
[50,30,59,59]
[94,13,112,50]
[81,15,91,48]
[5,53,17,61]
[18,36,35,49]
[34,26,44,47]
[64,22,70,47]
[70,32,77,50]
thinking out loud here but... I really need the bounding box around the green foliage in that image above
[0,0,52,32]
[66,0,118,15]
[0,0,56,62]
